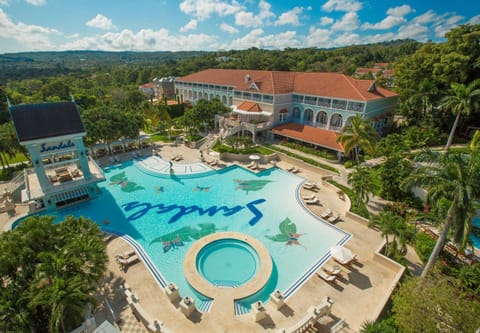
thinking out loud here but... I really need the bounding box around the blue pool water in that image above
[25,159,349,313]
[471,216,480,249]
[197,239,259,287]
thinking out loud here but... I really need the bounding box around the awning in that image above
[271,123,344,152]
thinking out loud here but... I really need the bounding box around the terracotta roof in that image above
[139,82,155,88]
[178,69,398,101]
[236,101,262,112]
[271,123,344,152]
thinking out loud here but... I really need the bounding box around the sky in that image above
[0,0,479,54]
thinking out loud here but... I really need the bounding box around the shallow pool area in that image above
[26,158,350,314]
[197,238,259,287]
[471,215,480,249]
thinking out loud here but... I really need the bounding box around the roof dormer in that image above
[248,81,260,91]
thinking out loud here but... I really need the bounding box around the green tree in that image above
[337,114,377,164]
[379,153,413,202]
[370,211,408,257]
[347,166,374,208]
[0,122,21,169]
[0,215,107,332]
[441,79,480,149]
[404,149,480,277]
[392,271,480,333]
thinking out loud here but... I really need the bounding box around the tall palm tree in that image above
[404,148,480,277]
[347,166,374,208]
[441,79,480,150]
[337,114,378,164]
[370,211,408,256]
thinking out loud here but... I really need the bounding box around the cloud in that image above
[321,0,362,13]
[362,5,415,30]
[434,14,464,38]
[362,15,406,30]
[0,0,8,5]
[332,12,359,31]
[274,6,303,26]
[61,28,218,51]
[319,17,334,26]
[0,8,58,49]
[220,22,238,34]
[179,0,242,21]
[304,27,332,47]
[235,0,275,27]
[225,28,300,49]
[25,0,46,5]
[180,19,198,32]
[468,15,480,24]
[86,14,116,30]
[387,4,414,17]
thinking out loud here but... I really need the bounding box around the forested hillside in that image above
[0,39,420,84]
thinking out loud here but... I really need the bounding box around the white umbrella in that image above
[209,151,219,162]
[249,154,261,167]
[330,245,354,264]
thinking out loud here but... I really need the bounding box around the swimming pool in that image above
[30,159,350,314]
[471,215,480,249]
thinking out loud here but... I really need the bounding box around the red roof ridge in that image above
[344,75,368,101]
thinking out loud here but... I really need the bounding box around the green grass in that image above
[263,144,339,174]
[212,143,272,155]
[5,152,29,164]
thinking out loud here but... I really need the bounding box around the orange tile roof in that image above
[178,69,398,101]
[139,82,155,88]
[236,101,262,112]
[271,123,344,152]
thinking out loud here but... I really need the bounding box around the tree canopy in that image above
[0,215,108,332]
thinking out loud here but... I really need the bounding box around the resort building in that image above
[9,101,105,211]
[175,69,399,153]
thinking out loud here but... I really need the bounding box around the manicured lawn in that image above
[5,152,29,165]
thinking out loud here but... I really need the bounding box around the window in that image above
[252,93,261,102]
[292,94,303,103]
[279,113,287,122]
[263,95,273,104]
[332,99,347,110]
[234,91,242,98]
[347,101,364,112]
[243,92,251,100]
[317,98,331,107]
[304,96,317,105]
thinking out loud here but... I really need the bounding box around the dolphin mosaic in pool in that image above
[234,179,272,193]
[109,171,144,192]
[265,218,305,248]
[122,198,267,225]
[150,223,226,253]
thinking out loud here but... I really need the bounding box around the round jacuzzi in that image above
[184,232,272,300]
[196,239,260,287]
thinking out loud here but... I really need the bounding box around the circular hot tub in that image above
[184,232,272,300]
[196,238,260,287]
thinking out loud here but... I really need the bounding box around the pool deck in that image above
[89,143,403,332]
[0,142,462,332]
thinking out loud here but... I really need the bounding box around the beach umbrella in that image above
[330,245,354,263]
[249,154,261,167]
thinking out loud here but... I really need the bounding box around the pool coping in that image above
[184,232,273,301]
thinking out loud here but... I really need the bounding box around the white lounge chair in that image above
[322,263,342,276]
[115,249,136,260]
[290,166,300,173]
[303,193,316,201]
[303,182,319,191]
[116,254,139,271]
[321,208,332,219]
[246,161,255,168]
[317,269,337,283]
[305,196,320,205]
[328,212,341,223]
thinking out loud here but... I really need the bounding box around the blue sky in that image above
[0,0,479,53]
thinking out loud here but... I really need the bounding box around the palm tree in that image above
[347,166,374,208]
[404,148,480,277]
[337,114,378,164]
[370,211,408,257]
[441,79,480,150]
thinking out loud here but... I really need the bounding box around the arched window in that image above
[330,114,343,128]
[303,109,314,122]
[293,107,301,120]
[316,111,328,125]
